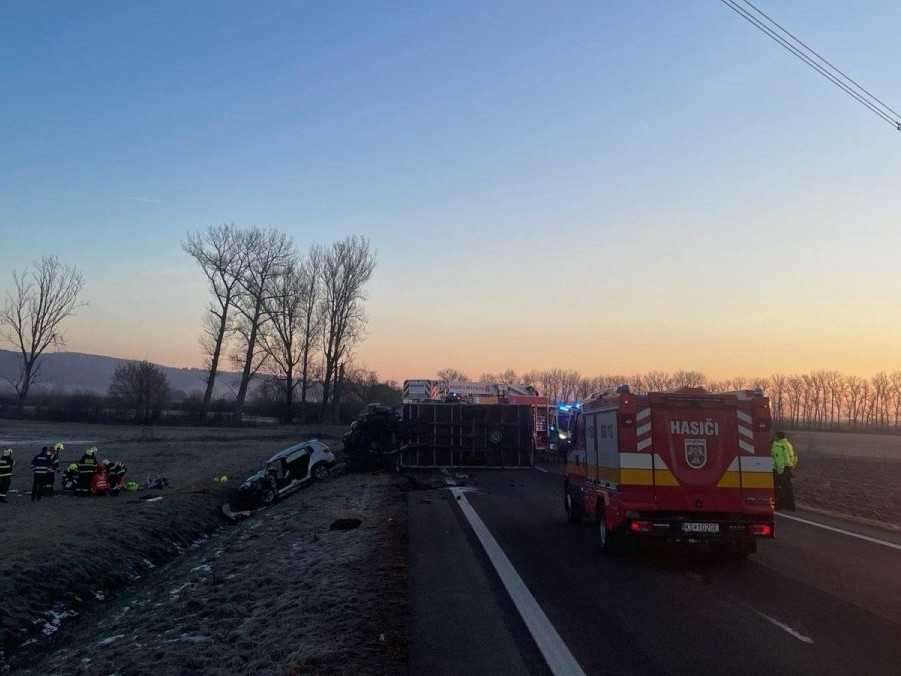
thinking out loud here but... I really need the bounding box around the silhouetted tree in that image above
[182,225,247,421]
[0,256,86,414]
[109,360,170,424]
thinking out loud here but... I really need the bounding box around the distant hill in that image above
[0,350,242,398]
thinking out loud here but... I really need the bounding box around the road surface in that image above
[409,468,901,675]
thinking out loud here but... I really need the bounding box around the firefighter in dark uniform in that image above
[31,447,54,502]
[0,449,14,503]
[105,460,128,496]
[43,443,62,497]
[77,447,99,497]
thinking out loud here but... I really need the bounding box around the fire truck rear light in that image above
[750,524,773,537]
[630,520,652,533]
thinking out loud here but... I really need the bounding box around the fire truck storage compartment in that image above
[402,402,535,467]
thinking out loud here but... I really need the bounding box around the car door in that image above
[290,449,312,482]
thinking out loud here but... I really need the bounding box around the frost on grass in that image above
[26,472,408,676]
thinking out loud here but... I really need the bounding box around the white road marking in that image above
[751,609,815,644]
[533,466,549,473]
[777,513,901,552]
[450,488,586,676]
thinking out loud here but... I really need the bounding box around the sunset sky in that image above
[2,1,900,383]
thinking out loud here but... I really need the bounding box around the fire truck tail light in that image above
[630,520,652,533]
[750,524,773,537]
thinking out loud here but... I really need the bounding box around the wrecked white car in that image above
[230,440,336,512]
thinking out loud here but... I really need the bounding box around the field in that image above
[787,429,901,528]
[0,419,408,674]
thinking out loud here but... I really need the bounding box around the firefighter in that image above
[771,431,797,511]
[31,447,54,502]
[62,462,80,494]
[0,449,14,503]
[77,447,99,497]
[103,459,127,496]
[44,443,62,497]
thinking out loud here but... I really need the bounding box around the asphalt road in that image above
[410,468,901,675]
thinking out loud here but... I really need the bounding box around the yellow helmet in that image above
[85,447,98,457]
[54,442,65,452]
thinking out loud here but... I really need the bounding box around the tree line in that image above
[438,368,901,432]
[183,225,376,423]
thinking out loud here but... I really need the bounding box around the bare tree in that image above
[297,246,324,413]
[259,259,316,422]
[0,256,85,413]
[109,360,170,424]
[232,228,295,416]
[437,368,468,382]
[319,236,376,422]
[182,225,247,420]
[672,370,707,389]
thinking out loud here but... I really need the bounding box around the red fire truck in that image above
[564,386,774,556]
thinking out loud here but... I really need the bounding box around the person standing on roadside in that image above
[771,431,798,511]
[44,443,62,497]
[31,447,54,502]
[0,449,14,503]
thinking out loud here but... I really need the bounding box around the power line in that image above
[739,0,901,121]
[719,0,901,131]
[721,0,896,126]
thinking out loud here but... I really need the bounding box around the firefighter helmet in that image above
[85,447,98,457]
[54,442,64,452]
[1,448,12,458]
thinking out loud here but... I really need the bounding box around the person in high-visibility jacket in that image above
[771,431,797,511]
[0,449,14,503]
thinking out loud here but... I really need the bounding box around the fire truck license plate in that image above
[682,522,719,533]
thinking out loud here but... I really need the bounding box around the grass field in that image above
[0,419,348,667]
[786,428,901,460]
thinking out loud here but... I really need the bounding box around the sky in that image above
[1,1,900,383]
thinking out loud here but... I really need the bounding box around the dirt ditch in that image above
[10,471,408,675]
[0,426,363,671]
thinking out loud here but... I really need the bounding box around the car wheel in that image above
[261,487,277,507]
[312,463,330,481]
[598,502,621,554]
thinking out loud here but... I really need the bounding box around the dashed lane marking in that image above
[751,608,815,644]
[777,513,901,552]
[450,487,585,676]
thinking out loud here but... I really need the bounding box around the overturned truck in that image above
[400,401,535,468]
[344,401,538,470]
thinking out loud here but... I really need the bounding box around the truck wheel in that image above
[564,482,581,523]
[598,502,622,554]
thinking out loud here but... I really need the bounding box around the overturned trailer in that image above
[401,402,535,468]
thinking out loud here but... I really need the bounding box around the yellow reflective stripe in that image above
[653,469,679,486]
[717,471,741,488]
[740,472,774,489]
[618,468,648,485]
